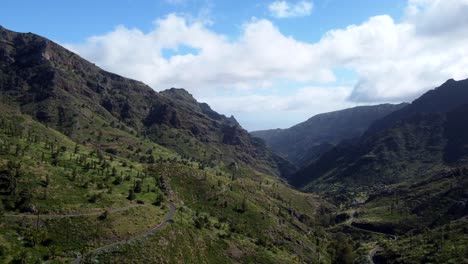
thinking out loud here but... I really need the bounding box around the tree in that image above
[236,197,248,213]
[153,192,164,206]
[51,152,59,166]
[193,211,209,229]
[112,175,123,185]
[88,194,99,203]
[134,180,143,193]
[333,233,354,264]
[127,189,136,201]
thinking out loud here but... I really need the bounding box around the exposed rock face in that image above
[0,26,292,177]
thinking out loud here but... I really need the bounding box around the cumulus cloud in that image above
[65,0,468,129]
[203,86,352,113]
[268,1,313,18]
[201,86,355,130]
[406,0,468,36]
[66,14,334,92]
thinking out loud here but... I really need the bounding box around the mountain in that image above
[1,25,466,264]
[251,104,407,167]
[287,79,468,263]
[366,78,468,135]
[0,25,291,178]
[0,26,352,263]
[290,78,468,191]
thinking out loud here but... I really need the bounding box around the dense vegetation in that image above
[287,78,468,263]
[0,26,354,263]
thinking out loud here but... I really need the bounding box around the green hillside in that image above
[0,26,352,264]
[0,25,466,264]
[288,79,468,263]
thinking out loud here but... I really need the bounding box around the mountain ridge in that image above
[0,25,345,263]
[0,25,292,177]
[251,103,407,166]
[290,77,468,194]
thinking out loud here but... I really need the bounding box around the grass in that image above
[0,111,340,263]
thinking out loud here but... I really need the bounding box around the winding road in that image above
[72,202,176,264]
[347,213,397,264]
[5,204,147,219]
[368,244,381,264]
[328,209,398,264]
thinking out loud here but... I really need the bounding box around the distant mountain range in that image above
[253,77,468,261]
[251,104,407,167]
[288,78,468,242]
[291,78,468,191]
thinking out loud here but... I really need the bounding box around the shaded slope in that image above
[290,78,468,192]
[0,26,340,263]
[366,78,468,135]
[0,26,289,177]
[251,104,406,166]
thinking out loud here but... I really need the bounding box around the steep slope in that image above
[290,78,468,192]
[251,104,406,166]
[0,106,343,263]
[0,26,289,177]
[0,26,347,263]
[288,80,468,264]
[291,112,447,190]
[366,78,468,135]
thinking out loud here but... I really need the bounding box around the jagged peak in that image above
[227,115,240,126]
[161,87,192,96]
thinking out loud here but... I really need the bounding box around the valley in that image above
[0,24,466,264]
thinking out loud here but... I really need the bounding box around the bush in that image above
[98,210,109,220]
[113,175,123,185]
[88,194,100,203]
[134,180,143,193]
[153,193,164,206]
[105,148,117,155]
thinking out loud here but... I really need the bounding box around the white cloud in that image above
[65,0,468,129]
[66,14,334,93]
[203,86,352,114]
[201,86,355,130]
[406,0,468,36]
[268,1,313,18]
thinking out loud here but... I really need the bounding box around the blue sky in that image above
[2,0,468,130]
[3,0,406,43]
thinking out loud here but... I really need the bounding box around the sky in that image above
[2,0,468,131]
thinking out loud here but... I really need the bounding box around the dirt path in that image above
[5,204,147,219]
[349,223,398,241]
[345,210,397,263]
[326,209,356,230]
[72,202,176,264]
[328,208,397,263]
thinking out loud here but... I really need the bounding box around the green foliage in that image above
[127,189,136,201]
[0,26,465,264]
